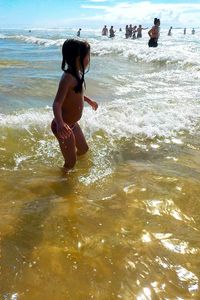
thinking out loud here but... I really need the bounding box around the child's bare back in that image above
[57,72,84,126]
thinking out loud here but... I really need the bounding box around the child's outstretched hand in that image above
[91,101,98,111]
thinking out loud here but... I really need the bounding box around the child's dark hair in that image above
[61,39,90,93]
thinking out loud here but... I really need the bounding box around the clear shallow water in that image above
[0,28,200,299]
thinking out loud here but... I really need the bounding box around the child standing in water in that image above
[51,39,98,171]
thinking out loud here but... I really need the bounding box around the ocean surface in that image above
[0,27,200,299]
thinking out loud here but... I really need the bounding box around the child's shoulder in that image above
[60,72,77,87]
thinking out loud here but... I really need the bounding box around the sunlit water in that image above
[0,27,200,299]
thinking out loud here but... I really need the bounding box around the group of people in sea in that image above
[101,24,148,39]
[101,18,161,47]
[75,18,160,47]
[101,18,159,47]
[76,18,197,49]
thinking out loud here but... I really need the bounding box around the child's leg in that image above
[57,134,77,170]
[73,123,89,156]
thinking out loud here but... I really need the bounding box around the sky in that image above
[0,0,199,28]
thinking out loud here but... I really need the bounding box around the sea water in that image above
[0,27,200,299]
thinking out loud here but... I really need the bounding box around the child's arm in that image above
[84,96,98,111]
[53,74,73,139]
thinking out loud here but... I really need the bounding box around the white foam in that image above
[89,34,200,68]
[0,92,200,140]
[82,96,200,140]
[0,107,53,128]
[11,35,65,47]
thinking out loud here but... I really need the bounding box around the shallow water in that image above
[0,28,200,299]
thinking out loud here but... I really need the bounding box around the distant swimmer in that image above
[77,28,81,37]
[168,26,172,36]
[128,24,133,38]
[109,26,115,38]
[184,28,186,35]
[132,26,137,39]
[148,18,160,48]
[102,25,108,36]
[137,25,148,38]
[125,25,129,38]
[192,28,195,35]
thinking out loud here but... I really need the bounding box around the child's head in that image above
[61,39,90,93]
